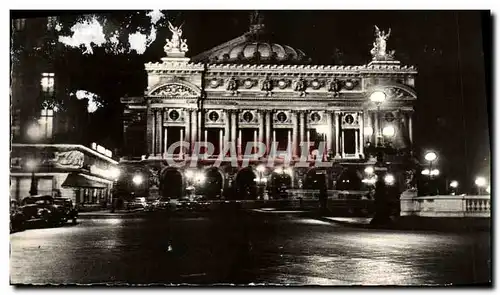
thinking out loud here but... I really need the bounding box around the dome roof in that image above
[206,41,310,64]
[191,13,311,65]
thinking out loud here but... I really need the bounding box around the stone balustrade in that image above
[400,191,490,218]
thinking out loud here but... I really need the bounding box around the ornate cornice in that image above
[145,60,205,73]
[204,63,416,75]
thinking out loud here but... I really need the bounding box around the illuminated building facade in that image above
[121,17,418,200]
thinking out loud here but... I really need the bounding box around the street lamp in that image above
[424,152,438,178]
[475,176,487,195]
[27,123,42,141]
[109,167,120,212]
[109,167,121,180]
[370,91,387,146]
[132,174,143,186]
[195,171,206,184]
[26,123,42,196]
[364,166,374,175]
[382,125,395,138]
[384,174,395,186]
[256,165,267,199]
[449,180,459,195]
[26,159,38,196]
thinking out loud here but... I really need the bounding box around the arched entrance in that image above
[234,167,257,200]
[304,168,326,190]
[160,168,183,199]
[203,167,224,199]
[335,168,362,191]
[270,171,292,199]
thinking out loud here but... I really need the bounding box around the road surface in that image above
[10,210,491,285]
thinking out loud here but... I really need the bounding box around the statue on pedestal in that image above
[370,25,395,61]
[164,21,189,56]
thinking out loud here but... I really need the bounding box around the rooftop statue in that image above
[164,21,189,56]
[370,25,395,61]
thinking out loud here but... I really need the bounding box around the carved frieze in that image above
[385,87,410,99]
[309,79,321,90]
[341,112,360,128]
[239,110,259,125]
[328,78,343,97]
[277,79,289,89]
[164,109,185,122]
[273,111,292,124]
[308,111,326,125]
[150,84,198,97]
[205,109,225,125]
[293,78,307,96]
[209,78,221,88]
[243,79,255,89]
[260,76,273,95]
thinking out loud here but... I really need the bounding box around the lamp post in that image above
[449,180,459,195]
[256,165,266,199]
[424,151,438,194]
[370,91,387,147]
[109,167,120,212]
[132,174,143,186]
[26,122,42,196]
[424,151,437,175]
[26,159,38,196]
[475,177,487,195]
[185,169,195,197]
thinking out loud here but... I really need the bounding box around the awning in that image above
[61,173,108,189]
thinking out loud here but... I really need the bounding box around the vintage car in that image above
[19,195,66,227]
[10,200,26,232]
[53,197,78,224]
[126,197,148,210]
[152,197,171,211]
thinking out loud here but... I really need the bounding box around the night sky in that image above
[12,10,492,192]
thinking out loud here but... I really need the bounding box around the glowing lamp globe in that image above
[382,126,395,137]
[424,152,437,162]
[370,91,386,104]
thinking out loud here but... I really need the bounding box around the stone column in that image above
[224,110,230,149]
[292,111,299,158]
[335,112,340,157]
[355,129,359,156]
[258,111,265,144]
[326,111,333,153]
[359,112,364,157]
[408,111,413,146]
[155,109,162,156]
[299,111,306,155]
[369,111,374,144]
[374,110,379,146]
[164,126,168,157]
[146,103,154,155]
[265,111,272,153]
[219,129,224,155]
[191,110,198,146]
[198,110,203,143]
[184,109,191,148]
[231,110,237,144]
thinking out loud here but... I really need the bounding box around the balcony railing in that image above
[401,192,491,218]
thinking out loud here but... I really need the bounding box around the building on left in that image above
[10,16,119,210]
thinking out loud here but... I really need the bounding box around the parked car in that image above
[176,196,193,212]
[19,195,66,227]
[53,198,78,224]
[192,196,210,211]
[10,200,26,232]
[126,197,148,210]
[177,196,210,212]
[152,197,171,210]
